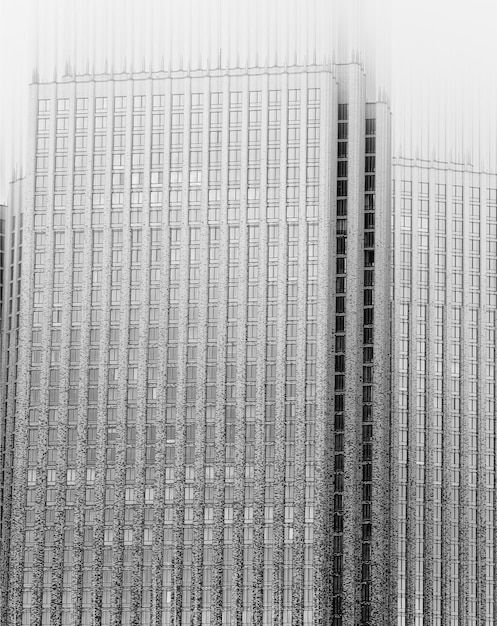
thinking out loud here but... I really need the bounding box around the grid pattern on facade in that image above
[392,159,497,626]
[1,66,391,626]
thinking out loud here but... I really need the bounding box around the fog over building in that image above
[3,3,497,626]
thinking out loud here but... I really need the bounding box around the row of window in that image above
[35,171,323,192]
[35,207,322,228]
[37,143,320,172]
[37,109,322,137]
[397,180,497,203]
[36,154,322,182]
[38,89,322,114]
[36,134,322,159]
[399,216,497,235]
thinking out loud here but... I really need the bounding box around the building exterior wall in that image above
[1,66,391,626]
[0,178,24,620]
[392,157,497,625]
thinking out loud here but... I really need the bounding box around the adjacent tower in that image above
[392,157,497,624]
[1,65,391,626]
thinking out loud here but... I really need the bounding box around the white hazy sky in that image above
[1,0,496,200]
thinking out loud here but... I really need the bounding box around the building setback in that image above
[392,157,497,624]
[0,65,391,626]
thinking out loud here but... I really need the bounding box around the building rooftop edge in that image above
[30,60,383,87]
[32,63,331,86]
[393,155,497,177]
[30,62,390,108]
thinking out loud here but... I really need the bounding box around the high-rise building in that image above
[0,65,391,626]
[391,157,497,624]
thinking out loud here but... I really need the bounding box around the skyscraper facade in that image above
[0,65,391,626]
[391,157,497,624]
